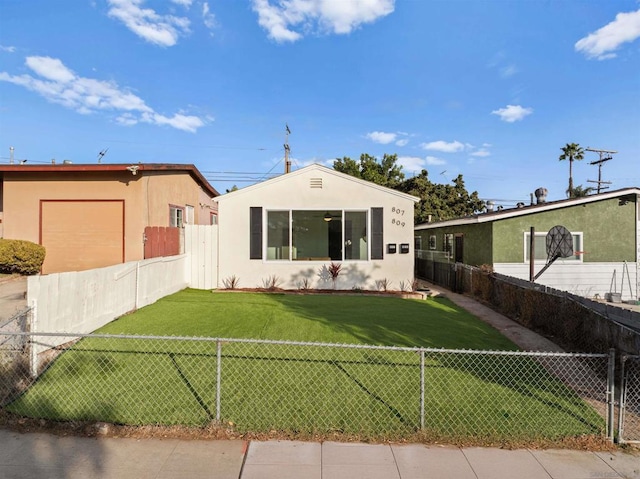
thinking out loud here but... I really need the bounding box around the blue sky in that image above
[1,0,639,205]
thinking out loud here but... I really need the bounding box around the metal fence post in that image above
[607,348,616,442]
[216,340,222,422]
[617,355,627,443]
[420,348,425,430]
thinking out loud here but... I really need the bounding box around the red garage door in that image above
[40,200,125,274]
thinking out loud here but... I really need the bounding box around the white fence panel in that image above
[494,262,638,300]
[27,256,188,339]
[185,225,218,290]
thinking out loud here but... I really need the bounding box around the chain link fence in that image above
[619,355,640,444]
[0,332,615,443]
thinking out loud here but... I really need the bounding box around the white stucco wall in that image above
[216,165,418,291]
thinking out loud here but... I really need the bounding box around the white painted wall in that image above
[494,261,639,300]
[27,255,188,337]
[217,165,418,291]
[185,224,218,289]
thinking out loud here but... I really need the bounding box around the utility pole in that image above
[284,124,291,174]
[586,147,616,194]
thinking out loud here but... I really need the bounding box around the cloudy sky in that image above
[1,0,639,204]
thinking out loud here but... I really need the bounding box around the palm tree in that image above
[559,143,585,198]
[568,184,595,198]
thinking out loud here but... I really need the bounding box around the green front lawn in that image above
[6,290,605,441]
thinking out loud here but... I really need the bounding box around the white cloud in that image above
[107,0,191,47]
[395,138,408,147]
[252,0,395,43]
[500,64,518,78]
[366,131,396,144]
[575,9,640,60]
[0,56,205,133]
[397,156,424,171]
[491,104,532,122]
[171,0,193,6]
[0,45,16,53]
[471,149,490,157]
[420,140,464,153]
[203,2,216,31]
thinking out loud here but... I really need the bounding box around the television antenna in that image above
[531,225,574,281]
[97,148,109,163]
[586,147,615,194]
[284,124,291,174]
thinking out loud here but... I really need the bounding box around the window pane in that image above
[345,211,367,260]
[266,211,289,260]
[292,210,341,260]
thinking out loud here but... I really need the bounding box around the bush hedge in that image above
[0,239,46,275]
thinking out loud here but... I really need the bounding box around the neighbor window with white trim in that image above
[524,232,583,262]
[169,205,184,227]
[444,233,453,259]
[266,210,368,261]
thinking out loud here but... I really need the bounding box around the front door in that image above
[454,235,464,263]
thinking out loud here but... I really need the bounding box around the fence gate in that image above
[619,355,640,443]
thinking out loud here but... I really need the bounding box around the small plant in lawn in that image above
[261,275,282,291]
[328,262,342,289]
[375,278,390,292]
[222,275,240,289]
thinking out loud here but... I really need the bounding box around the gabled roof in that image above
[415,187,640,230]
[0,163,219,197]
[216,163,419,202]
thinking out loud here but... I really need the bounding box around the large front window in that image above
[266,210,368,261]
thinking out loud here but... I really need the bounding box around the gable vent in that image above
[310,178,323,189]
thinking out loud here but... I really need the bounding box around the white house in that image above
[216,164,419,291]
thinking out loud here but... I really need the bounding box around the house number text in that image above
[391,207,406,227]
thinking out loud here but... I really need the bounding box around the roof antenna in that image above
[284,124,291,174]
[9,146,14,164]
[97,147,109,164]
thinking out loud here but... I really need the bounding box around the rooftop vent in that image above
[486,201,495,212]
[516,202,525,208]
[534,187,548,204]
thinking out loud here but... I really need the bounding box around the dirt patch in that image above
[1,411,629,452]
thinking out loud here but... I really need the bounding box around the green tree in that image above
[569,184,595,198]
[333,155,484,224]
[559,143,584,198]
[334,153,405,189]
[399,170,484,224]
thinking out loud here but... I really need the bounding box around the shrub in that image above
[222,275,240,289]
[0,239,46,275]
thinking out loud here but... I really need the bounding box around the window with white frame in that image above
[210,212,218,225]
[185,205,194,225]
[444,233,453,258]
[524,232,583,262]
[428,235,436,250]
[265,209,369,261]
[169,205,184,228]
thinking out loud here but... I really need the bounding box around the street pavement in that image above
[1,430,639,479]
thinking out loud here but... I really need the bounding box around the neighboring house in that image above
[0,163,219,274]
[414,187,640,301]
[216,164,419,291]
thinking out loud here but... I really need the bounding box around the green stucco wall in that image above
[492,197,637,263]
[415,195,638,265]
[415,222,493,265]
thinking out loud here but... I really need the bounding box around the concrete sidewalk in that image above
[1,430,639,479]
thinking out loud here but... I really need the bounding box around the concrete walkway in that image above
[1,430,639,479]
